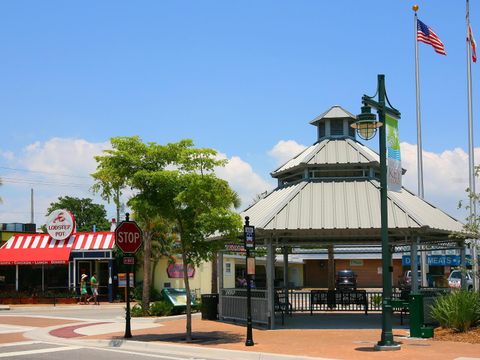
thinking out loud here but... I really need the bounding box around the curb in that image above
[84,338,338,360]
[0,305,10,311]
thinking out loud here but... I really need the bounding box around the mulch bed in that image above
[433,327,480,344]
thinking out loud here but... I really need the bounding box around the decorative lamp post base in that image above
[245,339,254,346]
[374,343,401,351]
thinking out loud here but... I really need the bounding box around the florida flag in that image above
[469,25,477,63]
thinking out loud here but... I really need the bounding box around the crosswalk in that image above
[0,341,81,358]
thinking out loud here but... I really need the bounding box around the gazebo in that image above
[217,105,465,329]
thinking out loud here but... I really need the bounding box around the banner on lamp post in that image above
[386,114,402,192]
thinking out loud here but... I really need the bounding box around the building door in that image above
[97,261,109,296]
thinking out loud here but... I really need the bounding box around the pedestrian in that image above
[236,276,247,287]
[88,272,99,305]
[80,273,88,304]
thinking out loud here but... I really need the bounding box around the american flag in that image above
[469,25,477,63]
[417,19,446,55]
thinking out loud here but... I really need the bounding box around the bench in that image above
[310,290,368,315]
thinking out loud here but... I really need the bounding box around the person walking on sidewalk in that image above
[80,273,88,304]
[88,272,99,305]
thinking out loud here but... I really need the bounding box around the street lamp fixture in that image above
[352,105,382,140]
[351,74,401,351]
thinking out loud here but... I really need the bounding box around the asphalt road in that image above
[0,340,217,360]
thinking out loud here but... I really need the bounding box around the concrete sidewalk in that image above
[2,306,480,360]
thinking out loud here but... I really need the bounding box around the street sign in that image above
[123,257,135,265]
[224,243,246,252]
[115,221,143,254]
[244,225,255,250]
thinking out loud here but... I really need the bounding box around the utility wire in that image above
[0,176,91,188]
[0,166,91,179]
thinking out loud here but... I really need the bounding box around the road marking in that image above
[0,325,35,334]
[0,345,81,358]
[0,341,42,348]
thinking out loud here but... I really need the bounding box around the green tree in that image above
[132,147,242,341]
[44,196,110,232]
[456,165,480,288]
[92,137,242,340]
[92,137,178,312]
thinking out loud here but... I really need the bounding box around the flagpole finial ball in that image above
[412,5,419,12]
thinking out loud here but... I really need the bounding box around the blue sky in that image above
[0,1,478,226]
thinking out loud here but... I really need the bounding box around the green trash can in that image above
[409,293,424,338]
[201,294,219,320]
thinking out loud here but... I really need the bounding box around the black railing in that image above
[275,289,387,314]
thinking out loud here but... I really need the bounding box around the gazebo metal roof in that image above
[241,179,464,244]
[240,105,466,248]
[271,138,379,177]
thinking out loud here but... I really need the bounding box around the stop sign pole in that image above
[115,213,143,339]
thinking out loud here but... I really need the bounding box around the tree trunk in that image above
[151,259,158,291]
[182,251,192,342]
[142,232,152,313]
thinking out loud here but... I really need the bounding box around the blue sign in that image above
[402,255,472,267]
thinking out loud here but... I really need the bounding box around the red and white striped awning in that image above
[70,232,115,251]
[0,232,115,265]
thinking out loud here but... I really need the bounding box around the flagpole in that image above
[466,0,478,291]
[413,5,429,288]
[414,7,424,200]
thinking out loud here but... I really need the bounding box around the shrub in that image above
[132,286,162,302]
[132,285,142,301]
[130,304,147,317]
[430,290,480,332]
[149,301,173,316]
[150,287,162,301]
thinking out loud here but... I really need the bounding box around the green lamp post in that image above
[352,74,401,351]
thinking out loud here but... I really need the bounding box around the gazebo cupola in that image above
[310,105,357,141]
[271,105,382,187]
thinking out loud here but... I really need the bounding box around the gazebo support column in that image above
[217,251,224,320]
[460,241,467,290]
[420,246,429,287]
[411,238,419,293]
[328,245,335,290]
[266,238,275,329]
[283,246,289,314]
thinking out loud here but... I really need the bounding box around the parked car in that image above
[335,269,357,290]
[398,270,421,290]
[448,270,473,290]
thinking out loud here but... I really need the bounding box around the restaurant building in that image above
[0,211,117,301]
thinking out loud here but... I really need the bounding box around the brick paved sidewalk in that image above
[2,308,480,359]
[81,315,480,360]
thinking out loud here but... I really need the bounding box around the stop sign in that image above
[115,221,143,254]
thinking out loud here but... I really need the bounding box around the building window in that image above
[225,262,232,276]
[330,119,343,136]
[318,122,325,139]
